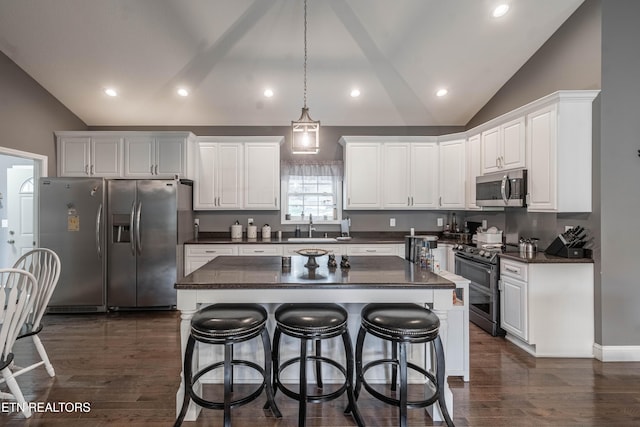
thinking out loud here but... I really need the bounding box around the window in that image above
[281,161,343,225]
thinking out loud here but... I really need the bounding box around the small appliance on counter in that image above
[475,227,503,244]
[545,226,588,258]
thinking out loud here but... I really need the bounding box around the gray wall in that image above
[600,0,640,346]
[0,51,87,176]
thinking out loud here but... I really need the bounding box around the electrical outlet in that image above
[482,219,488,229]
[194,218,199,225]
[565,225,574,232]
[437,218,443,227]
[390,218,396,227]
[248,218,254,225]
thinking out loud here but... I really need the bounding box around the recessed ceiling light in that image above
[436,88,448,97]
[350,89,361,98]
[177,88,189,97]
[264,88,274,98]
[492,4,509,18]
[104,88,118,97]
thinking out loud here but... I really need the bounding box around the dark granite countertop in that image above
[176,255,456,289]
[499,251,594,264]
[185,231,459,245]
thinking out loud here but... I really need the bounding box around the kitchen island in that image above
[175,255,464,422]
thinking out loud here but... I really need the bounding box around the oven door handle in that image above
[455,253,494,270]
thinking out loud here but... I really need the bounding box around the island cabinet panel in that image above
[499,257,594,357]
[184,245,237,275]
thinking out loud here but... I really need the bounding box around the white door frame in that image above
[0,146,48,247]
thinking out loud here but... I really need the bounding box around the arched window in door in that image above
[20,177,34,194]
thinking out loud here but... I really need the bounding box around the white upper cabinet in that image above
[382,142,439,209]
[481,116,525,174]
[382,143,411,208]
[342,138,382,209]
[410,143,439,208]
[465,134,482,210]
[124,133,189,178]
[193,136,282,210]
[244,142,280,209]
[438,138,466,209]
[194,142,242,210]
[56,133,122,177]
[526,91,598,212]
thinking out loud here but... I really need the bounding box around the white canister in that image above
[247,225,257,239]
[231,224,243,240]
[262,224,271,240]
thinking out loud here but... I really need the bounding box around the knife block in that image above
[545,236,584,258]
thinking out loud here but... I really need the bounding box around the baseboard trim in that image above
[593,344,640,361]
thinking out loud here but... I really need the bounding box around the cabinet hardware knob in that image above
[7,240,15,244]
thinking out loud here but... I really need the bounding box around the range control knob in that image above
[478,250,485,256]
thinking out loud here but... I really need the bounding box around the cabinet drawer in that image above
[500,259,528,281]
[238,245,283,256]
[186,245,237,257]
[346,245,398,256]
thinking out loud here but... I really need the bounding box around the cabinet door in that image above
[411,143,439,208]
[244,143,280,209]
[344,143,381,209]
[465,134,482,210]
[526,106,557,211]
[439,139,466,209]
[124,136,155,177]
[91,136,122,177]
[58,136,90,176]
[501,117,526,170]
[217,143,243,209]
[155,136,186,177]
[500,276,528,341]
[382,143,411,208]
[193,143,217,209]
[480,127,500,174]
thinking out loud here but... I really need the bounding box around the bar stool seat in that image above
[175,303,281,427]
[355,303,454,427]
[271,303,364,427]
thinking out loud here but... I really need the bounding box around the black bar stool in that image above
[175,303,281,427]
[270,303,364,427]
[355,303,454,427]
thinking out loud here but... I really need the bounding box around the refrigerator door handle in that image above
[95,203,102,257]
[136,202,142,255]
[129,201,136,256]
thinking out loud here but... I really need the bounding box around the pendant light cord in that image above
[303,0,308,109]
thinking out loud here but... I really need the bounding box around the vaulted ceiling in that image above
[0,0,584,126]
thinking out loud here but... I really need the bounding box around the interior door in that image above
[7,165,34,265]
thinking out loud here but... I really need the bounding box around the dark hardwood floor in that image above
[2,311,639,426]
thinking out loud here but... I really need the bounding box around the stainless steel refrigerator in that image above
[107,179,193,309]
[39,177,106,312]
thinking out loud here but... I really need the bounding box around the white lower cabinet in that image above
[346,244,404,257]
[184,245,237,275]
[499,258,594,357]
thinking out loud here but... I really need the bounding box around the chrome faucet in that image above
[308,213,316,238]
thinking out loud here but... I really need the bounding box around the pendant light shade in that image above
[291,0,320,154]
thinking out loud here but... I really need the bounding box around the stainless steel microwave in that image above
[476,169,527,207]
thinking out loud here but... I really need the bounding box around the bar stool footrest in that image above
[361,359,439,409]
[190,359,267,410]
[277,355,348,403]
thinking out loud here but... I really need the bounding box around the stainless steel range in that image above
[453,243,506,336]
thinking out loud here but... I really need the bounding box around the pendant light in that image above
[291,0,320,154]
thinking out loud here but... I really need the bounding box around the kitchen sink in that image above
[287,237,338,243]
